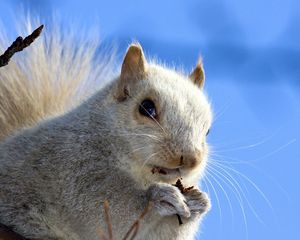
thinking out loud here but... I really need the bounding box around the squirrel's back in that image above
[0,20,116,141]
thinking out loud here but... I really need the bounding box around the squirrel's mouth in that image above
[151,165,181,176]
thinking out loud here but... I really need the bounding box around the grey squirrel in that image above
[0,23,213,240]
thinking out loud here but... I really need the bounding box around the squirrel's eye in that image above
[139,99,157,119]
[206,129,210,136]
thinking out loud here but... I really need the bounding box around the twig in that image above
[0,223,29,240]
[98,201,153,240]
[104,200,113,240]
[0,25,44,67]
[122,202,153,240]
[97,227,109,240]
[176,214,183,225]
[173,179,194,194]
[173,179,194,225]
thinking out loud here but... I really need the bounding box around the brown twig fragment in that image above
[174,179,194,194]
[173,179,194,225]
[122,202,153,240]
[0,25,44,67]
[97,227,109,240]
[98,201,153,240]
[176,214,183,225]
[104,200,113,240]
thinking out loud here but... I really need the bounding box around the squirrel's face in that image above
[113,44,212,187]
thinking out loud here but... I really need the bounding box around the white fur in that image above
[0,18,116,141]
[0,20,212,240]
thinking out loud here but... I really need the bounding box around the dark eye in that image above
[139,99,157,119]
[206,129,210,136]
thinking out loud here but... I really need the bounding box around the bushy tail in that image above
[0,19,116,141]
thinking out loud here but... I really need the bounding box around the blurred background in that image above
[0,0,299,239]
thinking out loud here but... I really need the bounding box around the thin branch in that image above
[173,179,194,225]
[122,202,153,240]
[0,223,29,240]
[0,25,44,67]
[97,227,109,240]
[98,201,153,240]
[104,200,113,240]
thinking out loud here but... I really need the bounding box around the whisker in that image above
[212,99,232,123]
[140,150,162,171]
[116,133,164,143]
[203,175,223,227]
[134,133,163,143]
[207,163,265,226]
[213,133,278,153]
[206,166,249,240]
[129,146,148,155]
[209,152,247,164]
[210,160,276,220]
[201,177,211,198]
[204,168,235,227]
[93,127,165,146]
[211,153,291,202]
[249,138,296,163]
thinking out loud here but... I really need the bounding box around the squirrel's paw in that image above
[147,183,191,218]
[183,188,211,215]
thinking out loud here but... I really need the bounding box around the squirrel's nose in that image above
[180,150,202,169]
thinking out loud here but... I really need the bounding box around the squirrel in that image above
[0,23,213,240]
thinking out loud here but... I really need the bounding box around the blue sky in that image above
[1,0,299,239]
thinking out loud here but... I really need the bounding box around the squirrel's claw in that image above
[183,189,211,215]
[147,183,191,218]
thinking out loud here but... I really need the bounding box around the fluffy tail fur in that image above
[0,19,116,141]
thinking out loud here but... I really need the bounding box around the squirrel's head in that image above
[111,43,212,188]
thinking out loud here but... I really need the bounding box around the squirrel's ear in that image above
[189,59,205,89]
[116,43,147,100]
